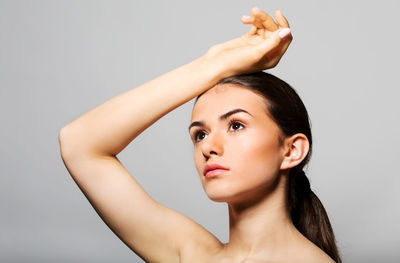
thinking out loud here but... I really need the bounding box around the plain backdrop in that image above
[1,0,399,262]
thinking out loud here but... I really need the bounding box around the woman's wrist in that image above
[196,52,232,84]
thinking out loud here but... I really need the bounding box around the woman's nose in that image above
[201,131,224,159]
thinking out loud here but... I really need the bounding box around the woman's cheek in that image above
[193,147,203,176]
[235,135,281,182]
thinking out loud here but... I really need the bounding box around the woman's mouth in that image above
[203,163,230,178]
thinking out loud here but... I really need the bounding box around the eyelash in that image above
[228,119,244,132]
[192,119,245,143]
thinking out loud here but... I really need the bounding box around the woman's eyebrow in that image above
[188,108,253,132]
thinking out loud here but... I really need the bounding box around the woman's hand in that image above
[204,7,292,77]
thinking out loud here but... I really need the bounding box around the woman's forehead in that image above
[191,84,268,120]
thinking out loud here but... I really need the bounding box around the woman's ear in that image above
[280,133,309,170]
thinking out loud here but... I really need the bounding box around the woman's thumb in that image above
[257,28,291,54]
[279,28,291,39]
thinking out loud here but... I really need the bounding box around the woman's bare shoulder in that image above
[293,239,336,263]
[179,231,337,263]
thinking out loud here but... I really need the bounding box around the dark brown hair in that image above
[197,71,341,262]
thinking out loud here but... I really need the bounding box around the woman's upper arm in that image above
[59,131,221,263]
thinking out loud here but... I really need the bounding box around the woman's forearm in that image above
[59,56,224,158]
[59,15,292,159]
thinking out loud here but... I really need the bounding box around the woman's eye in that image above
[194,131,207,142]
[229,121,244,132]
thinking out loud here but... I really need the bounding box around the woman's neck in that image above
[223,174,304,260]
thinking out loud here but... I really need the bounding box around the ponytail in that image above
[288,169,341,263]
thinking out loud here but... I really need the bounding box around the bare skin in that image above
[186,84,334,263]
[58,7,334,263]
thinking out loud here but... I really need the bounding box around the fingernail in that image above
[279,28,291,38]
[242,15,250,20]
[254,6,261,12]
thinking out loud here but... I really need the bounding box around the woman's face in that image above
[189,84,286,203]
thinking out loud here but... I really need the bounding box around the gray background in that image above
[1,0,399,262]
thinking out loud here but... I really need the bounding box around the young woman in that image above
[59,7,341,263]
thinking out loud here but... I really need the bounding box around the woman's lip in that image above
[203,163,229,177]
[205,169,229,178]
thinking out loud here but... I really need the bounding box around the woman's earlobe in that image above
[280,133,309,170]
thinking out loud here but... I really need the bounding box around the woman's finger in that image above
[241,15,259,36]
[240,15,253,24]
[274,9,290,28]
[277,36,293,56]
[252,7,278,31]
[248,25,257,35]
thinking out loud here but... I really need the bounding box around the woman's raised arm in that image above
[58,7,292,263]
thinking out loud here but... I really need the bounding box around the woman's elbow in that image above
[58,126,84,162]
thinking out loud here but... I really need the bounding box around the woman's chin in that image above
[204,189,235,203]
[207,194,231,203]
[204,184,273,205]
[204,188,246,203]
[206,192,256,205]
